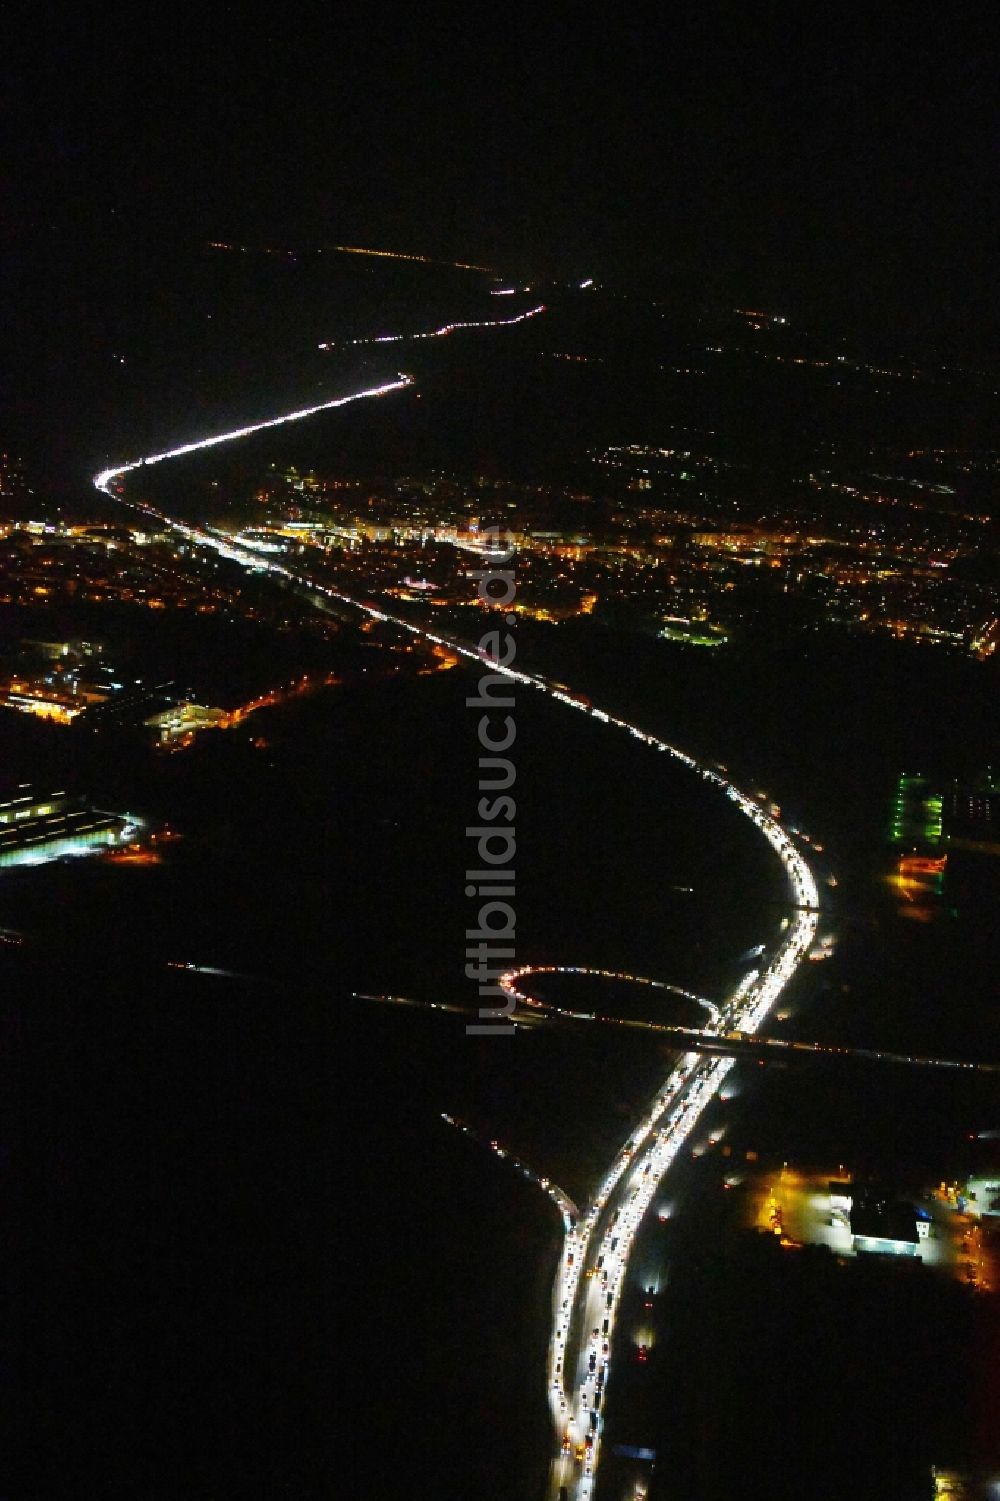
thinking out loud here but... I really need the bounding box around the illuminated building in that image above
[691,529,797,553]
[889,772,943,847]
[659,616,728,646]
[965,1178,1000,1218]
[0,788,138,868]
[81,681,175,730]
[23,638,105,662]
[931,1468,1000,1496]
[0,682,86,723]
[898,853,947,875]
[145,673,337,746]
[0,789,66,824]
[145,702,229,743]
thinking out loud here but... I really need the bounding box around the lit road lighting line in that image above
[440,1114,578,1232]
[349,973,995,1078]
[522,1000,1000,1073]
[351,989,474,1019]
[501,964,719,1024]
[317,302,546,350]
[94,376,414,494]
[206,240,496,274]
[328,243,496,273]
[349,989,542,1030]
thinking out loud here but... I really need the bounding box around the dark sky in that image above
[4,4,996,343]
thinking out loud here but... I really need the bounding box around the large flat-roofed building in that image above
[0,787,137,868]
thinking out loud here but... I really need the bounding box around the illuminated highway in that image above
[94,367,821,1500]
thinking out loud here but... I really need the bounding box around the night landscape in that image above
[4,9,999,1499]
